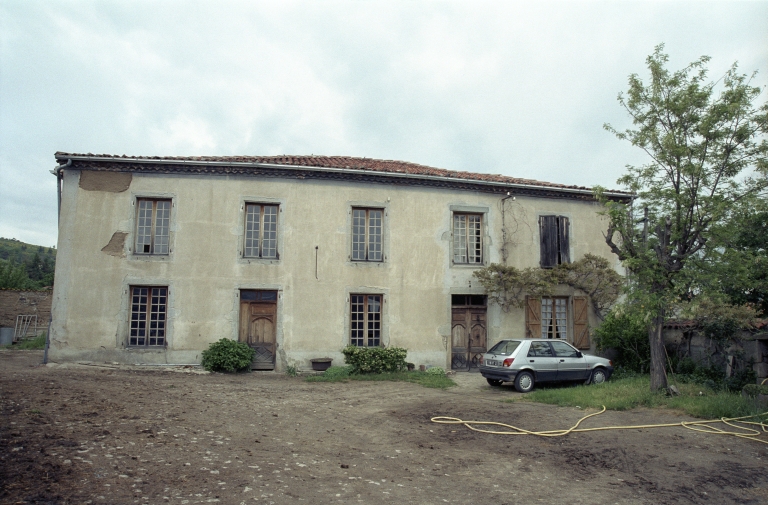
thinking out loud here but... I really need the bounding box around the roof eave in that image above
[54,153,632,200]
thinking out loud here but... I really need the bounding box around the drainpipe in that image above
[44,159,70,364]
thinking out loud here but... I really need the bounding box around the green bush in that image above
[200,339,255,373]
[675,357,757,392]
[322,365,354,378]
[425,367,445,376]
[593,308,650,373]
[341,345,408,374]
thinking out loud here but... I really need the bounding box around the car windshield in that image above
[487,340,521,355]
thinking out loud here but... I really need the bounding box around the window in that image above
[129,286,167,347]
[135,199,171,255]
[350,294,381,347]
[528,340,555,357]
[453,213,483,264]
[539,215,570,267]
[541,297,568,339]
[352,208,383,261]
[551,340,580,358]
[244,204,278,259]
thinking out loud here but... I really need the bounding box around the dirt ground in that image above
[1,350,767,505]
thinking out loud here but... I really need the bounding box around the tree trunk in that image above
[648,313,668,391]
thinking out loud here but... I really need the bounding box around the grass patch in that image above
[510,375,768,421]
[4,333,47,350]
[306,368,455,389]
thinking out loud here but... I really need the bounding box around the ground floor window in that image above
[541,297,568,339]
[350,294,381,347]
[129,286,167,347]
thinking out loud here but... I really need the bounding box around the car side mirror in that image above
[576,352,583,358]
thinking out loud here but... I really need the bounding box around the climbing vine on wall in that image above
[472,253,623,319]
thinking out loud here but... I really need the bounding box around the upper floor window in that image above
[539,215,570,268]
[135,199,171,255]
[352,208,383,262]
[453,213,483,264]
[245,204,278,259]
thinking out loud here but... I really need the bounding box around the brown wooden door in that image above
[239,291,277,370]
[451,305,487,370]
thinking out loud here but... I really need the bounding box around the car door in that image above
[526,341,559,382]
[551,340,588,381]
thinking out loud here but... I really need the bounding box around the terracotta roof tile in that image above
[54,152,631,196]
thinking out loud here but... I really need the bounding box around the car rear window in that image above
[487,340,521,355]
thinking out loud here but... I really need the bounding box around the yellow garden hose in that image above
[432,407,768,445]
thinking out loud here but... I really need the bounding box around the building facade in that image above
[49,153,630,370]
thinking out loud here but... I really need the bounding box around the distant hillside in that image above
[0,238,56,265]
[0,238,56,289]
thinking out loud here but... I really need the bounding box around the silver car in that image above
[479,339,613,393]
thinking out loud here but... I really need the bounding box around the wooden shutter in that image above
[525,297,541,339]
[539,216,558,267]
[573,296,589,349]
[558,216,570,264]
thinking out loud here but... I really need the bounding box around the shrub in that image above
[200,339,255,373]
[425,367,445,376]
[341,345,408,374]
[593,308,650,373]
[322,365,354,379]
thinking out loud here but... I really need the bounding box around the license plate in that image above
[486,359,501,366]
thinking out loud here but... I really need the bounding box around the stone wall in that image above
[665,327,768,383]
[0,289,52,331]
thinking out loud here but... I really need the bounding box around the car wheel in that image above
[486,378,503,387]
[514,371,534,393]
[590,368,607,385]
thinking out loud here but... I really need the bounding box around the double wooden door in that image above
[451,296,487,370]
[239,290,277,370]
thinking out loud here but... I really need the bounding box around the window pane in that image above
[541,298,553,338]
[367,295,381,347]
[136,200,154,254]
[555,298,568,339]
[244,204,261,257]
[153,201,171,254]
[453,214,467,263]
[352,209,366,261]
[368,210,382,261]
[350,295,364,346]
[262,206,278,258]
[468,215,482,263]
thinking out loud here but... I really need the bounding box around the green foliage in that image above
[473,254,622,317]
[594,307,651,373]
[341,345,408,374]
[425,367,445,376]
[5,333,47,350]
[200,338,255,373]
[285,365,298,377]
[675,358,757,393]
[0,238,56,289]
[598,45,768,390]
[322,365,354,379]
[0,259,31,289]
[742,384,768,397]
[513,375,767,420]
[305,370,455,389]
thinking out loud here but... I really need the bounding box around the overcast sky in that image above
[1,0,766,248]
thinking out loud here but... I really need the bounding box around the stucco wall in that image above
[50,168,621,368]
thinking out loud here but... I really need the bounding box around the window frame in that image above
[350,294,382,347]
[351,207,384,262]
[452,212,484,265]
[540,296,569,340]
[243,203,280,260]
[134,198,172,256]
[128,285,168,348]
